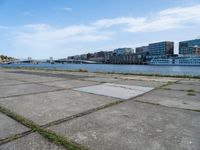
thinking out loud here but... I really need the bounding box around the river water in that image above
[1,63,200,76]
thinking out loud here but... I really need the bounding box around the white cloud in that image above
[1,4,200,58]
[93,17,145,28]
[6,4,200,46]
[54,7,72,12]
[62,7,72,11]
[0,26,9,29]
[93,4,200,32]
[13,24,112,43]
[23,24,51,31]
[6,23,113,58]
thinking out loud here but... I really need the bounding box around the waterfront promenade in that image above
[0,68,200,150]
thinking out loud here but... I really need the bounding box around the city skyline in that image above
[0,0,200,59]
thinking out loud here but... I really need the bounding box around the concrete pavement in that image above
[0,68,200,150]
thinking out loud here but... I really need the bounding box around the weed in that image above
[0,106,88,150]
[187,89,196,93]
[187,93,196,96]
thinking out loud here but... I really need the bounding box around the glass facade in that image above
[114,48,133,56]
[149,41,174,56]
[135,46,149,53]
[179,39,200,55]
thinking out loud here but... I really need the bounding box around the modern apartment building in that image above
[114,48,133,56]
[149,41,174,57]
[109,51,148,64]
[179,39,200,55]
[135,46,149,53]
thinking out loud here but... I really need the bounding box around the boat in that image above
[174,56,200,66]
[149,56,200,66]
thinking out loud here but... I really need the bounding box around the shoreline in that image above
[1,66,200,79]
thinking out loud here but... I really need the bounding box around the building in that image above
[28,57,32,60]
[114,48,133,56]
[109,52,148,64]
[49,57,54,64]
[135,46,149,53]
[149,41,174,57]
[193,46,200,55]
[86,53,95,59]
[80,54,87,60]
[179,39,200,55]
[104,51,114,63]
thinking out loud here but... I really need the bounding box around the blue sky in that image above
[0,0,200,59]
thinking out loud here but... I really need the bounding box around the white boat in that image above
[148,58,173,65]
[149,56,200,66]
[174,56,200,66]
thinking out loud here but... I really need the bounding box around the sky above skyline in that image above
[0,0,200,59]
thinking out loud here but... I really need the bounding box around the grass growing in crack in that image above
[0,106,88,150]
[187,93,196,96]
[187,89,196,93]
[38,129,86,150]
[162,87,171,90]
[0,106,37,130]
[184,109,200,112]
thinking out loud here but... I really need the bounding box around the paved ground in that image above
[0,68,200,150]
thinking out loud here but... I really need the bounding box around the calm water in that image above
[1,63,200,76]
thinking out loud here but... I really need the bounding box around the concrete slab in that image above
[49,101,200,150]
[82,77,121,83]
[118,75,179,83]
[37,70,95,77]
[0,90,118,125]
[164,83,200,92]
[0,79,26,86]
[17,76,66,83]
[0,113,29,140]
[114,79,165,87]
[7,70,89,79]
[178,79,200,86]
[0,72,38,79]
[0,77,6,80]
[41,79,99,89]
[0,133,66,150]
[74,83,154,100]
[136,89,200,110]
[0,84,60,99]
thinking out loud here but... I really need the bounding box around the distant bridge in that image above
[1,59,40,64]
[1,59,98,64]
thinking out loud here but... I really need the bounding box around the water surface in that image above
[1,63,200,76]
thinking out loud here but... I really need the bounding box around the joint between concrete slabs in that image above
[42,100,123,128]
[42,87,159,128]
[161,87,200,93]
[134,100,200,113]
[0,130,33,145]
[4,76,67,84]
[0,105,88,150]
